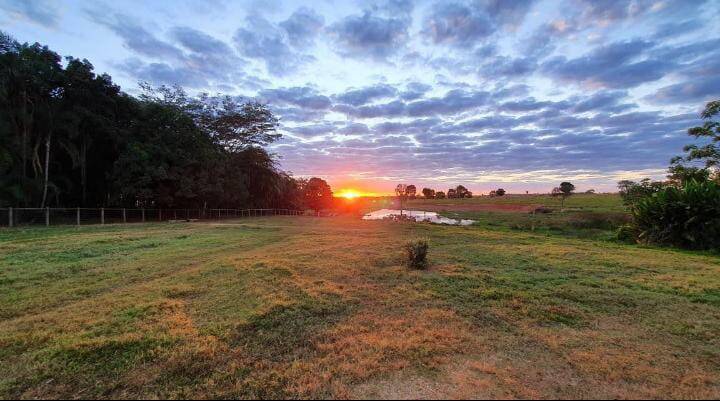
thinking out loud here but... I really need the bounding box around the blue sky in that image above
[2,0,719,194]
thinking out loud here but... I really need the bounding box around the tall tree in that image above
[395,184,409,215]
[0,33,302,211]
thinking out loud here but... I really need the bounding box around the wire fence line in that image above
[0,207,304,228]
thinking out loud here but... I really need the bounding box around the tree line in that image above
[396,184,474,200]
[0,32,332,210]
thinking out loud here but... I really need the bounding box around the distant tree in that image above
[455,185,470,198]
[303,177,333,212]
[447,188,457,198]
[489,190,497,197]
[552,182,575,209]
[421,187,435,199]
[435,191,446,199]
[495,188,506,196]
[406,184,417,199]
[395,183,409,214]
[585,189,596,194]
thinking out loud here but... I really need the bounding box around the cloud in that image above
[422,0,536,47]
[400,82,432,100]
[259,86,332,110]
[169,26,234,55]
[117,58,207,87]
[0,0,59,27]
[88,10,184,60]
[422,2,494,46]
[647,75,720,105]
[541,39,675,88]
[234,14,314,76]
[89,11,248,88]
[328,11,410,61]
[406,89,489,116]
[333,84,398,106]
[280,7,324,48]
[570,90,633,113]
[480,55,537,78]
[335,99,406,119]
[652,19,703,39]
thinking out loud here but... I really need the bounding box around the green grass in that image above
[1,215,719,398]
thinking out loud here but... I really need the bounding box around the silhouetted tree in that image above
[0,32,301,209]
[395,184,409,214]
[406,184,417,199]
[421,188,435,199]
[552,182,575,209]
[455,185,470,198]
[447,188,457,198]
[435,191,446,199]
[303,177,333,212]
[495,188,506,196]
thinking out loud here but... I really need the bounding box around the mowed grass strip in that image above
[0,216,719,399]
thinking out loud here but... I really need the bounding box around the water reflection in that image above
[362,209,475,226]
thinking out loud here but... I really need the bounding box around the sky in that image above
[2,0,719,194]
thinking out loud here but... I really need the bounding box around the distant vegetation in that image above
[400,185,473,199]
[0,32,326,211]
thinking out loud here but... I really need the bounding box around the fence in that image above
[0,208,303,228]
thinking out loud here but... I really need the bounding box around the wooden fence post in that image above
[8,207,13,228]
[142,208,145,223]
[45,207,50,227]
[77,208,80,226]
[101,208,105,225]
[122,208,127,223]
[159,209,162,221]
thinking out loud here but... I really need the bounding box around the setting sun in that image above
[336,189,363,199]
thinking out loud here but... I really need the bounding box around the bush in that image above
[617,224,639,244]
[403,239,429,269]
[632,180,720,250]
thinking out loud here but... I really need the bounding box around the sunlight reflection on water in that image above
[362,209,475,226]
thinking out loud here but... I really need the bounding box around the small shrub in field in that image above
[617,224,639,244]
[404,239,429,269]
[632,180,720,250]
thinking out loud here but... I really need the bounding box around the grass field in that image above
[408,193,627,213]
[1,201,720,398]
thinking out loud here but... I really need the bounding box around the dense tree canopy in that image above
[0,33,304,209]
[302,177,333,212]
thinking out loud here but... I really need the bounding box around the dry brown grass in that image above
[1,216,719,399]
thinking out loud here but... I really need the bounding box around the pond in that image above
[362,209,475,226]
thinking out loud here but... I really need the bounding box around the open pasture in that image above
[1,215,719,399]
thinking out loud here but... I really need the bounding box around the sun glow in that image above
[336,189,364,199]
